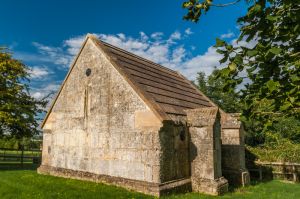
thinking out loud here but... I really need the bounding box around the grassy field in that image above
[0,165,300,199]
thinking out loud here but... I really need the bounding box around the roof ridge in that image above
[98,39,178,74]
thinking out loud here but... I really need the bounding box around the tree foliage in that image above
[0,47,47,138]
[183,0,300,131]
[195,69,242,113]
[182,0,250,22]
[195,69,300,147]
[0,136,41,149]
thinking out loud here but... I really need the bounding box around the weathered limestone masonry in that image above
[38,39,164,196]
[186,107,229,195]
[221,113,250,186]
[38,34,249,197]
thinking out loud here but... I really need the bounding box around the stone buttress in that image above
[186,107,229,195]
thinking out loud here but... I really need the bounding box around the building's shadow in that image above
[245,148,273,183]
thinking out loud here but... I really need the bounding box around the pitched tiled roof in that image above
[95,39,214,121]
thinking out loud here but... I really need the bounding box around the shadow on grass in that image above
[228,179,271,193]
[0,163,39,170]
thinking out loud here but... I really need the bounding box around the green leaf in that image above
[291,75,300,82]
[289,97,295,103]
[221,68,230,76]
[266,80,280,92]
[247,50,258,57]
[290,87,298,94]
[216,49,227,54]
[249,4,262,15]
[280,102,292,111]
[215,38,226,47]
[182,1,193,8]
[219,55,228,64]
[247,66,257,73]
[234,55,243,65]
[195,3,203,9]
[266,15,278,21]
[269,47,282,55]
[228,62,237,71]
[225,45,233,51]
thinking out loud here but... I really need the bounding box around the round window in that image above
[86,68,92,76]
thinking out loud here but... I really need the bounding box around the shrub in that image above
[246,135,300,163]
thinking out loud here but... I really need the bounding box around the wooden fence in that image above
[0,147,42,166]
[248,161,300,183]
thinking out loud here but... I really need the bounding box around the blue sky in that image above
[0,0,249,99]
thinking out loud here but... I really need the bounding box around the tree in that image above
[195,69,242,113]
[0,47,47,138]
[195,70,300,146]
[183,0,300,131]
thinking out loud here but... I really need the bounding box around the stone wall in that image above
[159,121,190,183]
[40,38,163,184]
[221,113,250,186]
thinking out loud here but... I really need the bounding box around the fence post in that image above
[21,145,24,167]
[293,165,297,182]
[259,165,263,181]
[3,149,6,161]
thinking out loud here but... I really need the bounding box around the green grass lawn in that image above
[0,165,300,199]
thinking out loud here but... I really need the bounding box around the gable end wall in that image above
[41,38,162,183]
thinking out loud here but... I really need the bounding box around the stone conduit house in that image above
[38,34,250,196]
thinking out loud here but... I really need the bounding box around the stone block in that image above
[134,110,161,129]
[191,177,228,195]
[152,165,161,183]
[186,107,219,127]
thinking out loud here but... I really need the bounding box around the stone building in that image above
[38,34,250,196]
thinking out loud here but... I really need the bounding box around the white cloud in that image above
[31,82,60,100]
[150,32,164,40]
[220,31,235,39]
[32,42,72,67]
[231,38,257,49]
[59,30,225,80]
[172,46,186,64]
[28,66,52,79]
[178,46,224,80]
[98,33,150,53]
[139,32,148,41]
[169,31,181,40]
[184,28,193,35]
[25,30,257,84]
[63,35,85,56]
